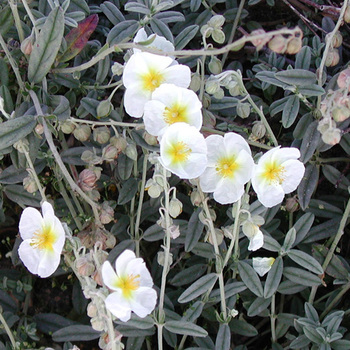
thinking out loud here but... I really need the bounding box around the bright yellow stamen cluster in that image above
[262,161,285,184]
[163,104,188,125]
[30,225,56,251]
[216,156,238,178]
[142,68,165,92]
[116,274,140,299]
[167,141,192,164]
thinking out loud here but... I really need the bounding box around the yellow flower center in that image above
[116,274,140,299]
[167,141,192,164]
[163,104,188,125]
[216,156,239,178]
[262,161,285,184]
[141,68,165,92]
[30,225,57,251]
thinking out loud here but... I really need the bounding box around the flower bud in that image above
[285,196,299,213]
[190,189,202,206]
[99,202,114,224]
[125,143,138,161]
[202,109,216,128]
[143,131,158,146]
[111,62,124,76]
[228,81,241,96]
[23,175,38,193]
[332,32,343,48]
[102,144,119,162]
[76,255,95,276]
[286,37,302,54]
[252,121,266,139]
[169,197,183,218]
[321,127,341,145]
[332,105,350,122]
[208,228,224,246]
[213,88,224,100]
[250,29,269,51]
[20,35,33,55]
[169,224,180,239]
[78,169,98,191]
[345,6,350,23]
[237,102,250,119]
[13,139,29,153]
[202,93,211,108]
[212,29,225,44]
[208,56,222,74]
[190,73,201,92]
[110,135,127,152]
[157,251,173,267]
[208,15,225,28]
[145,179,162,198]
[205,78,221,95]
[35,123,44,135]
[73,124,91,142]
[268,35,288,54]
[325,49,339,67]
[91,317,105,332]
[81,150,103,165]
[337,68,350,90]
[60,120,76,134]
[87,302,98,318]
[92,268,104,286]
[96,100,113,119]
[93,126,110,144]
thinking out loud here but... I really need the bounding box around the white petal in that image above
[200,167,222,192]
[105,291,132,322]
[37,250,60,278]
[281,159,305,193]
[134,28,148,43]
[102,261,119,291]
[248,230,264,251]
[180,153,207,179]
[223,133,251,156]
[124,84,151,118]
[115,250,136,276]
[51,217,66,253]
[125,258,153,288]
[19,207,43,240]
[273,147,301,163]
[213,178,244,204]
[256,183,285,208]
[129,287,157,318]
[18,240,41,275]
[252,257,275,277]
[143,100,168,136]
[163,64,191,88]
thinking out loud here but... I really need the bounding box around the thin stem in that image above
[0,33,25,91]
[0,311,16,349]
[309,196,350,304]
[70,117,142,129]
[21,0,40,39]
[270,294,277,343]
[8,0,25,42]
[129,160,138,248]
[106,310,117,350]
[221,0,246,66]
[28,90,102,226]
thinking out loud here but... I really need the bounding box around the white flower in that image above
[143,84,202,138]
[18,201,65,278]
[102,250,157,322]
[251,147,305,208]
[160,122,207,179]
[252,257,275,277]
[242,220,264,251]
[123,52,191,118]
[199,133,254,204]
[134,28,174,55]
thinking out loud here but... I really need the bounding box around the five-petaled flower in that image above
[123,52,191,118]
[251,147,305,208]
[18,201,66,278]
[199,133,254,204]
[102,250,157,322]
[143,83,203,138]
[160,122,208,179]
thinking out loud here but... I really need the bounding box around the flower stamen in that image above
[163,104,188,125]
[141,69,164,92]
[216,156,239,178]
[167,141,192,164]
[30,226,56,251]
[116,274,140,299]
[262,161,285,184]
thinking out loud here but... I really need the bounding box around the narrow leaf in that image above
[299,121,321,163]
[287,249,324,275]
[275,69,316,86]
[282,95,300,128]
[178,273,218,303]
[107,20,139,45]
[247,297,271,317]
[283,267,321,286]
[297,163,319,210]
[100,1,125,25]
[118,178,138,205]
[175,25,199,50]
[28,7,64,83]
[150,18,174,44]
[164,321,208,337]
[238,261,263,297]
[215,324,230,350]
[282,227,296,252]
[264,256,283,298]
[185,208,204,252]
[294,213,315,246]
[58,15,99,63]
[52,325,101,342]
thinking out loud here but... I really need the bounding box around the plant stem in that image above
[270,294,277,343]
[69,117,142,129]
[21,0,39,38]
[0,311,16,349]
[8,0,25,42]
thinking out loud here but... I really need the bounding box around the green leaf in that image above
[116,314,154,329]
[117,153,134,180]
[322,164,350,191]
[340,133,350,155]
[178,273,218,303]
[185,208,204,252]
[303,326,323,344]
[238,261,263,297]
[298,84,325,96]
[107,20,139,45]
[0,159,45,184]
[210,282,247,302]
[287,249,323,275]
[116,324,155,337]
[28,7,65,83]
[100,1,125,25]
[297,163,319,211]
[294,213,315,246]
[282,95,300,128]
[143,223,165,242]
[52,325,101,342]
[4,185,41,207]
[175,25,199,50]
[0,85,13,113]
[191,242,215,259]
[118,178,139,205]
[190,0,201,12]
[0,115,36,151]
[58,14,99,63]
[283,267,321,286]
[255,71,289,89]
[229,319,258,337]
[182,301,204,322]
[282,227,296,252]
[275,69,316,86]
[299,121,321,163]
[295,46,311,70]
[164,321,208,337]
[154,11,185,24]
[0,6,13,36]
[170,264,207,287]
[331,339,350,350]
[262,235,282,252]
[306,199,343,219]
[125,2,151,15]
[215,323,230,350]
[247,297,271,317]
[289,334,311,349]
[0,290,18,313]
[270,96,289,116]
[209,97,239,111]
[72,280,88,315]
[293,113,313,139]
[61,147,95,166]
[264,256,283,298]
[303,218,340,244]
[150,18,174,44]
[277,280,307,295]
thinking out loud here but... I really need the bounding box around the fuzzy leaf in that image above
[238,261,263,297]
[164,321,207,337]
[58,14,99,63]
[287,249,324,275]
[264,256,283,298]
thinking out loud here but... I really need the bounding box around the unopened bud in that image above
[190,73,201,92]
[237,102,250,119]
[208,15,225,28]
[102,144,119,162]
[169,224,180,239]
[99,202,114,224]
[169,197,183,218]
[332,105,350,122]
[250,29,269,51]
[78,169,98,191]
[73,124,91,142]
[143,131,158,146]
[190,189,202,207]
[228,81,241,96]
[21,35,33,55]
[213,88,224,100]
[285,196,299,213]
[145,179,162,198]
[212,29,225,44]
[125,143,138,161]
[93,126,110,144]
[60,120,76,134]
[332,32,343,48]
[208,56,222,74]
[205,78,220,95]
[268,35,288,54]
[76,255,95,276]
[202,109,216,128]
[87,302,98,318]
[111,62,124,76]
[110,135,127,152]
[286,37,302,54]
[23,175,38,193]
[202,93,211,108]
[96,100,113,119]
[325,49,339,67]
[208,228,224,246]
[321,127,341,145]
[35,123,44,135]
[337,68,350,90]
[91,317,104,332]
[252,122,266,139]
[157,251,173,267]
